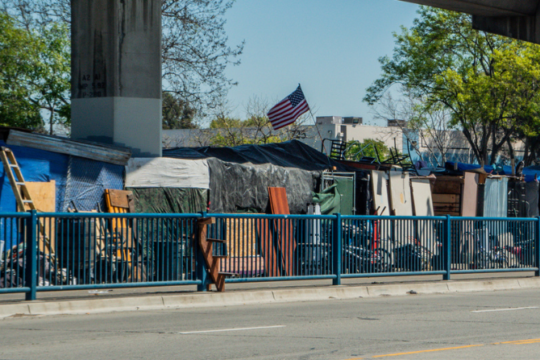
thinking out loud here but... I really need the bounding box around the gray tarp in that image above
[207,158,321,214]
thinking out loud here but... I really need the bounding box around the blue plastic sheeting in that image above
[0,141,124,247]
[62,156,124,212]
[446,161,540,182]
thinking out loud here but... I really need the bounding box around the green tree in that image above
[162,92,198,130]
[0,12,70,132]
[365,7,540,165]
[346,139,390,162]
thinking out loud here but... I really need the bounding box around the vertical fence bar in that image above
[443,215,451,281]
[25,211,37,301]
[536,217,540,277]
[333,214,342,286]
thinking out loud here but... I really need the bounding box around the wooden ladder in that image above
[0,147,53,255]
[197,218,234,292]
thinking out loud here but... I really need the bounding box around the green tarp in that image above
[127,187,208,214]
[312,177,354,215]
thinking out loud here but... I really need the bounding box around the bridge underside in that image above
[402,0,540,44]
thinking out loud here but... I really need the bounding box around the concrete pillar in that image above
[71,0,162,157]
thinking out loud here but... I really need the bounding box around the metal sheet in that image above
[483,178,509,218]
[371,170,390,215]
[461,172,479,216]
[411,179,435,250]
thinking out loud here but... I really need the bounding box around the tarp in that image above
[312,185,341,215]
[447,161,540,183]
[163,140,350,171]
[205,158,319,214]
[164,141,372,214]
[128,188,208,214]
[0,141,124,246]
[484,178,508,218]
[125,158,210,189]
[334,177,354,215]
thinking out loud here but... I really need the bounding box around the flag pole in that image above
[300,84,327,154]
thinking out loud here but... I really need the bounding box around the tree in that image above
[162,92,197,129]
[2,0,244,114]
[364,7,540,166]
[0,12,70,132]
[345,139,389,162]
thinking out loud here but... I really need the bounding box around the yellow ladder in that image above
[0,147,54,255]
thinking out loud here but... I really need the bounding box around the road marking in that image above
[371,344,484,358]
[472,306,538,313]
[179,325,286,334]
[494,338,540,345]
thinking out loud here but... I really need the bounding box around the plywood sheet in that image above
[108,189,132,209]
[411,179,434,216]
[433,176,463,194]
[411,179,435,249]
[371,170,390,215]
[389,172,413,216]
[26,181,56,253]
[460,172,479,217]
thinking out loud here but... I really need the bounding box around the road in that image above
[1,289,540,359]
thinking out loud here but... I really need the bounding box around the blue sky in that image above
[223,0,420,125]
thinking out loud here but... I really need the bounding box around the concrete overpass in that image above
[402,0,540,44]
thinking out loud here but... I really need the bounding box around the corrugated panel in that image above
[268,187,290,215]
[483,178,508,218]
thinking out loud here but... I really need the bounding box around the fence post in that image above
[536,217,540,277]
[443,215,451,281]
[332,214,342,286]
[25,210,37,301]
[196,213,209,292]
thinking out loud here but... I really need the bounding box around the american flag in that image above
[267,85,310,130]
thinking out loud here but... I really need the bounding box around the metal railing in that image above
[0,211,538,300]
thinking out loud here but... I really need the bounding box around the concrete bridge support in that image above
[71,0,162,157]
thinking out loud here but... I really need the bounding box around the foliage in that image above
[0,12,70,132]
[2,0,244,115]
[162,92,198,129]
[364,7,540,165]
[346,138,389,161]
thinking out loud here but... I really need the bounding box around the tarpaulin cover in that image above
[447,161,540,183]
[128,188,208,214]
[164,141,372,214]
[312,185,341,215]
[125,158,210,189]
[62,156,124,212]
[0,141,124,246]
[205,158,319,214]
[163,140,350,171]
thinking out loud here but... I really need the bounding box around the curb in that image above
[2,277,540,318]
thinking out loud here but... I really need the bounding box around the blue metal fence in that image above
[0,211,538,300]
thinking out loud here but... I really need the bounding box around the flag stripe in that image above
[270,101,309,127]
[267,85,310,130]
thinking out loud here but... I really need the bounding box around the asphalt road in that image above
[1,289,540,359]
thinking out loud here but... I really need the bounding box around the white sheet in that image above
[125,157,210,189]
[389,172,413,216]
[371,170,390,215]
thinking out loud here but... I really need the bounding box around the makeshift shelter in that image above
[164,141,371,214]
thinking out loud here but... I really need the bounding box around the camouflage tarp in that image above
[127,187,207,214]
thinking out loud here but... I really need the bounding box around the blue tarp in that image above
[446,162,540,183]
[0,141,124,247]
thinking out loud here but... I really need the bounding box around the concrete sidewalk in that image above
[1,273,539,318]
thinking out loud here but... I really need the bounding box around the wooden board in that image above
[432,194,460,203]
[460,172,479,217]
[433,176,463,194]
[267,187,295,276]
[411,179,434,216]
[108,189,132,209]
[389,172,413,216]
[26,181,56,252]
[371,170,390,215]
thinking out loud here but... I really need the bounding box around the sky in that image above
[223,0,420,125]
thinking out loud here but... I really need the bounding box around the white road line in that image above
[472,307,539,313]
[179,325,286,334]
